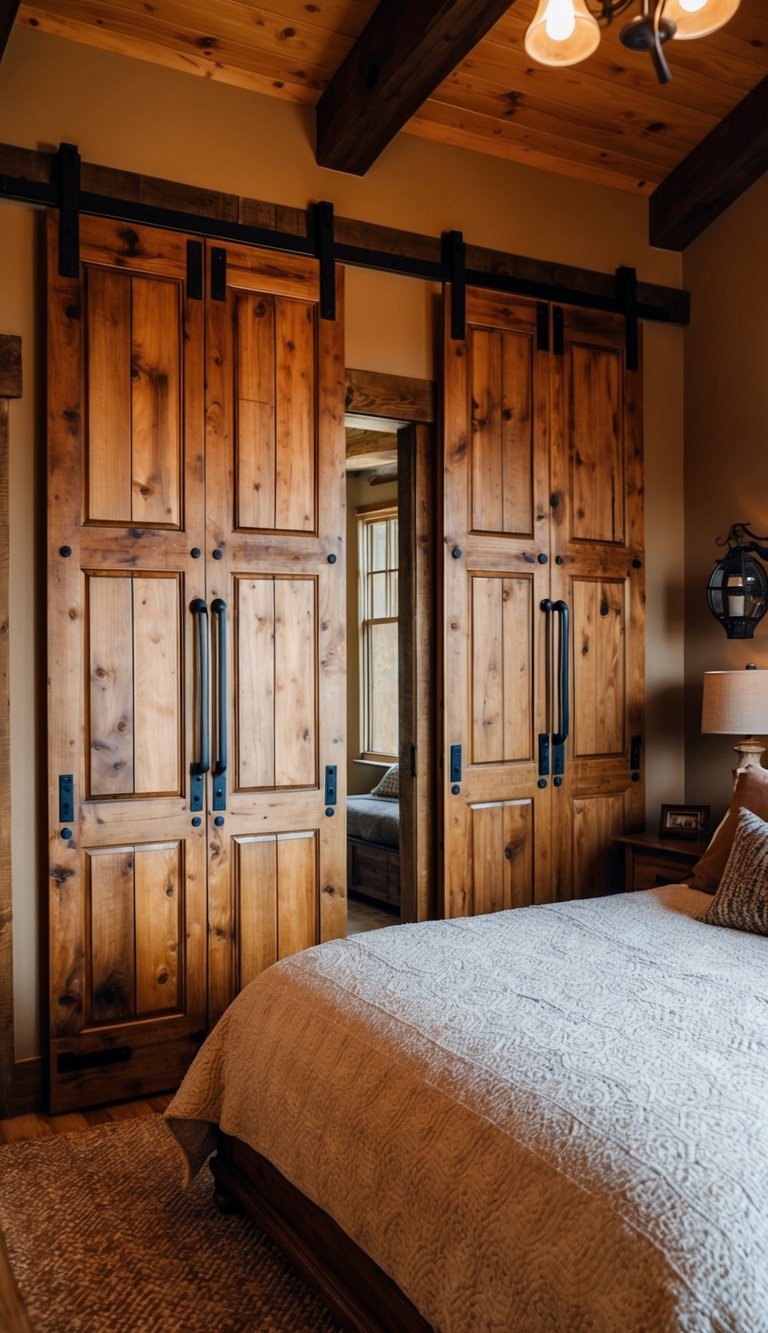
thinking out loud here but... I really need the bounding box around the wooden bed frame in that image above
[211,1130,431,1333]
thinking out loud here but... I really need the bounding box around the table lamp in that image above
[701,664,768,782]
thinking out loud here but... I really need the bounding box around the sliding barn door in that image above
[441,292,554,916]
[441,290,644,918]
[47,216,346,1109]
[549,306,645,899]
[47,215,207,1110]
[204,243,346,1025]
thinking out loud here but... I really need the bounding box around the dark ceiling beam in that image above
[0,2,20,64]
[316,0,518,176]
[650,76,768,252]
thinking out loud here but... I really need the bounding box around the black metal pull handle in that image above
[553,600,570,746]
[211,599,227,778]
[190,598,209,777]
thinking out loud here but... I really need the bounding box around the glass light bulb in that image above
[680,0,708,10]
[545,0,576,41]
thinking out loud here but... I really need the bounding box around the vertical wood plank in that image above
[237,577,275,789]
[501,331,534,536]
[88,575,134,797]
[504,801,534,910]
[572,578,625,756]
[275,299,315,532]
[236,293,276,530]
[133,576,180,794]
[89,848,135,1023]
[277,833,317,959]
[471,329,502,534]
[131,277,181,527]
[471,576,503,764]
[572,794,626,899]
[274,578,315,787]
[570,343,622,543]
[134,843,179,1013]
[471,803,504,915]
[85,269,132,523]
[0,397,11,1115]
[237,837,277,986]
[502,576,532,762]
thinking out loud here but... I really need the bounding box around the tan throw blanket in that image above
[167,887,768,1331]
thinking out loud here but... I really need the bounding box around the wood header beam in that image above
[650,76,768,252]
[316,0,517,176]
[0,2,20,65]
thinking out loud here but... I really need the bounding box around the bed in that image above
[166,843,768,1331]
[346,763,400,910]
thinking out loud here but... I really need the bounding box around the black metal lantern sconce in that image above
[707,524,768,639]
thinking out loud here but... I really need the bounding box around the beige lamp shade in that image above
[524,0,601,67]
[701,668,768,735]
[664,0,741,40]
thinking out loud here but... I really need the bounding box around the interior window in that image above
[358,506,398,759]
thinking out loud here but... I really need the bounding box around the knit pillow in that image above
[689,764,768,892]
[370,763,399,799]
[700,808,768,936]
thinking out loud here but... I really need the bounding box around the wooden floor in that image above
[0,1093,173,1145]
[347,896,399,934]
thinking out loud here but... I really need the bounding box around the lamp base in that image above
[732,738,766,782]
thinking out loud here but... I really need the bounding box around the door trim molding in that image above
[0,333,21,1118]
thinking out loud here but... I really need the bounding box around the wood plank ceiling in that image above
[13,0,768,201]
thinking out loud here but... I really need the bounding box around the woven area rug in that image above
[0,1115,342,1332]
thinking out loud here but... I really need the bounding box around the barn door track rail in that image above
[0,140,689,341]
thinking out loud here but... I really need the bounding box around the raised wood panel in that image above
[571,578,626,758]
[568,342,623,545]
[469,326,533,535]
[131,275,181,526]
[470,574,532,765]
[274,577,316,786]
[236,837,278,988]
[85,268,132,522]
[275,298,316,532]
[235,575,317,791]
[134,842,180,1013]
[89,847,135,1024]
[236,292,276,530]
[88,574,134,797]
[132,575,181,794]
[87,573,181,798]
[276,832,317,958]
[571,794,626,900]
[470,799,534,915]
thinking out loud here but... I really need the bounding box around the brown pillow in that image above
[689,764,768,892]
[700,808,768,935]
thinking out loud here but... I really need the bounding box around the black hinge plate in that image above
[536,303,549,352]
[211,246,227,302]
[312,200,336,321]
[449,744,462,784]
[630,734,642,771]
[538,734,550,777]
[553,740,565,776]
[444,230,466,342]
[212,775,226,812]
[617,265,639,372]
[58,774,74,823]
[57,142,81,279]
[190,772,204,812]
[553,306,565,357]
[324,765,337,806]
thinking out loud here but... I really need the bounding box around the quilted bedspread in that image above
[166,886,768,1331]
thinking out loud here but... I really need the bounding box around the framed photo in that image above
[659,804,710,840]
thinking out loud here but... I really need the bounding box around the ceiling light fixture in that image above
[524,0,741,84]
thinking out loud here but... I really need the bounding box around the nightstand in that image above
[610,831,708,893]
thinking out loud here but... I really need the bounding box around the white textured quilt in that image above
[166,887,768,1331]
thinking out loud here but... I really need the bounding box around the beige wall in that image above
[683,172,768,821]
[0,27,686,1059]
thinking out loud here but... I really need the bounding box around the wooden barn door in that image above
[46,216,346,1110]
[204,242,346,1026]
[441,290,644,918]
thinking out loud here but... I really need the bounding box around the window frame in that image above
[356,502,399,762]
